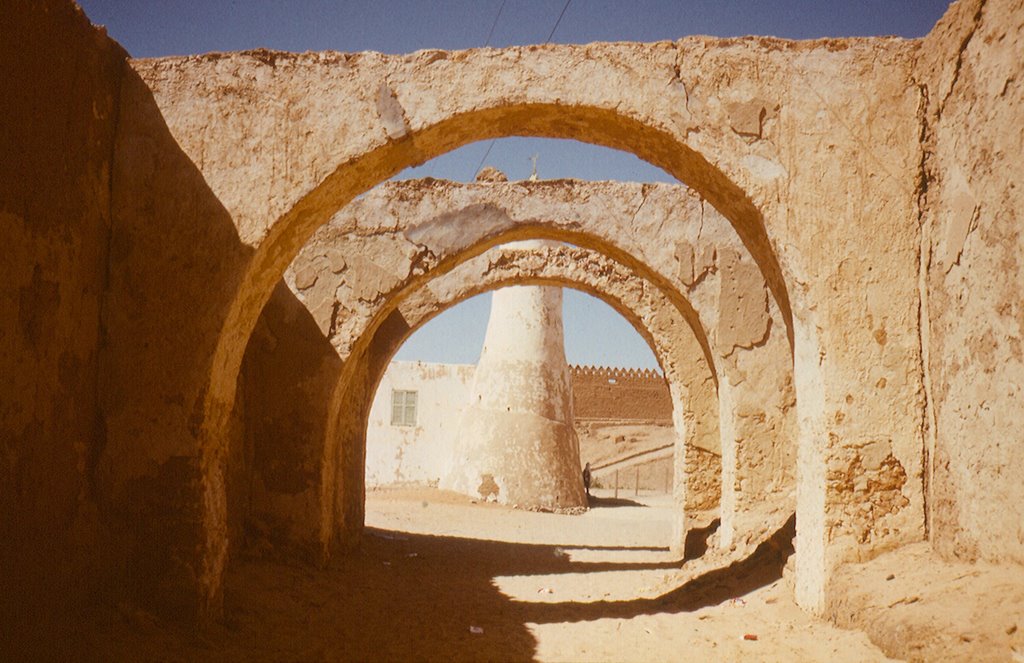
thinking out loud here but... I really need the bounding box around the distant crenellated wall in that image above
[570,365,673,423]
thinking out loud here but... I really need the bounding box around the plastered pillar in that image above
[717,379,740,548]
[669,382,689,555]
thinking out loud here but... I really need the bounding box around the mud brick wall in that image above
[571,366,673,423]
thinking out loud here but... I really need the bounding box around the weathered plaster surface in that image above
[444,282,585,508]
[282,181,780,540]
[366,361,476,487]
[236,281,342,561]
[392,242,722,535]
[294,179,791,537]
[267,233,724,552]
[124,38,927,613]
[6,0,980,624]
[918,0,1024,564]
[233,236,705,555]
[0,1,124,646]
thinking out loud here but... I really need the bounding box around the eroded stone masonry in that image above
[2,0,1022,659]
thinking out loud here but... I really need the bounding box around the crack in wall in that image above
[327,300,344,343]
[628,185,651,227]
[914,76,937,541]
[938,0,987,119]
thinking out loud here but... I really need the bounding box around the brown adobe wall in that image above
[235,281,342,562]
[0,1,127,655]
[570,365,673,423]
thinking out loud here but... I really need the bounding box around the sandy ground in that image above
[577,422,674,468]
[828,542,1024,662]
[80,486,895,662]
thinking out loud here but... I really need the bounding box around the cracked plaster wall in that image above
[300,179,792,538]
[236,281,340,562]
[365,361,476,488]
[7,0,1021,630]
[118,36,923,615]
[919,0,1024,565]
[444,282,586,509]
[399,243,717,532]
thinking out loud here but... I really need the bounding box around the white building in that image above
[365,361,475,487]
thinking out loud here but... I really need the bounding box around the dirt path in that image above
[86,487,892,661]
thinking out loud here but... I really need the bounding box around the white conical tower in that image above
[442,244,586,509]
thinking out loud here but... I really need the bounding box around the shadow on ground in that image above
[519,514,795,624]
[83,515,795,661]
[586,494,647,508]
[684,517,721,561]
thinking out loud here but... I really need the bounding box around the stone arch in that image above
[123,46,815,618]
[133,61,796,492]
[272,180,793,563]
[336,241,720,556]
[229,177,800,622]
[290,216,728,560]
[238,181,769,570]
[236,238,722,562]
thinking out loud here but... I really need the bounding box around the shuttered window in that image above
[390,389,418,426]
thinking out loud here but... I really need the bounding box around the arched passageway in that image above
[338,241,719,553]
[273,180,794,561]
[107,41,926,618]
[236,233,728,561]
[12,3,1024,659]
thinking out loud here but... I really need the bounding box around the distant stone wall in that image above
[570,365,673,423]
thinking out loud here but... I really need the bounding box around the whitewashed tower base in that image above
[442,248,586,509]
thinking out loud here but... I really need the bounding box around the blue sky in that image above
[79,1,951,57]
[79,0,953,370]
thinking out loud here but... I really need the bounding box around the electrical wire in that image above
[483,0,506,48]
[545,0,573,44]
[471,0,574,180]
